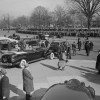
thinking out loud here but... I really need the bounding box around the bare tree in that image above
[12,16,28,28]
[54,5,67,28]
[69,0,100,29]
[30,6,50,28]
[69,9,87,28]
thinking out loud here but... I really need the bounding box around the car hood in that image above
[2,51,27,55]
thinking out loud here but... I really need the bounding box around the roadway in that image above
[1,58,100,100]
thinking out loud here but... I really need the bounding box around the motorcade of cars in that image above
[0,39,51,67]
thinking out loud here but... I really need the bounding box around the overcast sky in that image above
[0,0,65,18]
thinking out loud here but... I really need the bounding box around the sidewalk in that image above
[2,59,100,100]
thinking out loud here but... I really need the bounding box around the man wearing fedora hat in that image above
[22,63,34,100]
[0,69,10,100]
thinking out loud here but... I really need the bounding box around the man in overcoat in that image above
[0,69,10,100]
[85,40,90,56]
[96,50,100,74]
[22,63,34,100]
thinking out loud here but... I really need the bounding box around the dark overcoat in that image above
[96,54,100,71]
[1,75,10,99]
[0,77,3,99]
[22,68,34,93]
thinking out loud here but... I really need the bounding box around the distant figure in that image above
[66,43,71,59]
[72,42,76,56]
[45,40,49,48]
[4,35,6,37]
[85,40,90,56]
[78,39,82,51]
[58,51,67,70]
[22,63,34,100]
[96,50,100,74]
[90,41,94,51]
[0,69,10,100]
[8,42,12,51]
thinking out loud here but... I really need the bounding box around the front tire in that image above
[20,59,27,68]
[49,52,54,60]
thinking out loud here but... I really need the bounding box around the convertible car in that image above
[0,47,51,67]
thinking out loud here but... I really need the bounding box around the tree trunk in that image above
[87,17,91,30]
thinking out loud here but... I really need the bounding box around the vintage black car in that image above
[48,40,67,60]
[0,47,51,67]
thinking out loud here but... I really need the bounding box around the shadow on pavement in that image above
[77,53,86,56]
[41,63,57,70]
[68,65,100,85]
[9,83,47,100]
[80,66,96,71]
[69,65,96,73]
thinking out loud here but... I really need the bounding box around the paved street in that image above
[1,58,100,100]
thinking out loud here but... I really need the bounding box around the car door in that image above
[35,48,44,59]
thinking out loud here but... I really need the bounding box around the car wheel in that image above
[20,59,27,68]
[49,52,54,60]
